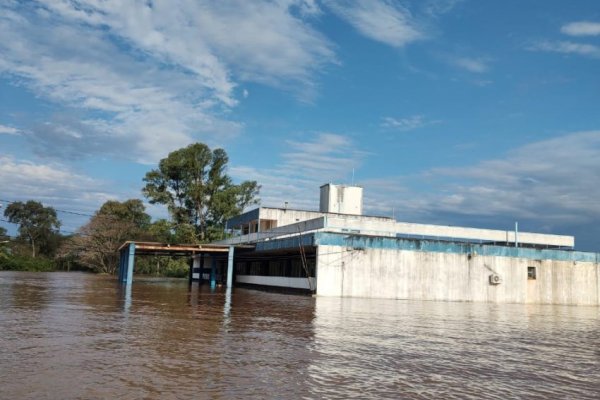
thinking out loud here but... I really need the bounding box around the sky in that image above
[1,0,599,251]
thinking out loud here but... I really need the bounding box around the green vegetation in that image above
[3,201,61,258]
[1,142,259,276]
[143,143,259,241]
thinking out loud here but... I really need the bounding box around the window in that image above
[527,266,536,280]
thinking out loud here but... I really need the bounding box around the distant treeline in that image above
[0,143,259,276]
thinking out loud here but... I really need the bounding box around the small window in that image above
[527,266,536,280]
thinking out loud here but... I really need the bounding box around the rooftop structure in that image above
[224,183,574,249]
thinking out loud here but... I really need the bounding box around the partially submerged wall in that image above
[315,237,600,305]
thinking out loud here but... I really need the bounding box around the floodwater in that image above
[0,272,599,399]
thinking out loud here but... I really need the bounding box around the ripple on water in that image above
[1,271,599,399]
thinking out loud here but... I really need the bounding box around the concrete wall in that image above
[319,184,363,215]
[394,222,574,248]
[316,245,600,305]
[260,208,324,228]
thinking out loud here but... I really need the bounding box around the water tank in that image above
[319,184,363,215]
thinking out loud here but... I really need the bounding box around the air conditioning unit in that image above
[489,273,502,285]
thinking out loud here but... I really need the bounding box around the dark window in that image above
[527,266,536,280]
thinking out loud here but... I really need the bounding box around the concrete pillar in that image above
[210,256,217,289]
[227,246,235,288]
[126,242,135,286]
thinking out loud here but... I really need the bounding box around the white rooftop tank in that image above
[319,183,363,215]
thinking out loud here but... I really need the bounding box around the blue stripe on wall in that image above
[314,232,600,263]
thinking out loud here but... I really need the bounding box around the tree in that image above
[4,201,61,258]
[142,143,259,241]
[98,199,151,229]
[60,199,150,274]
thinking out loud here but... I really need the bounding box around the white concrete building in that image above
[196,184,599,305]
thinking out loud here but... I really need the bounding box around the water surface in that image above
[1,272,598,399]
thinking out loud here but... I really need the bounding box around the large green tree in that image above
[60,199,151,274]
[142,143,259,241]
[3,201,61,258]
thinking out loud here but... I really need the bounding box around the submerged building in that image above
[194,184,600,305]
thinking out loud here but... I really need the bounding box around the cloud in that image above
[530,41,600,59]
[428,131,600,220]
[0,124,20,135]
[450,56,489,73]
[381,115,440,131]
[0,1,337,162]
[422,0,464,17]
[230,132,368,210]
[232,130,600,249]
[324,0,423,47]
[561,21,600,37]
[0,155,125,232]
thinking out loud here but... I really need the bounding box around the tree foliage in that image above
[3,201,61,258]
[142,143,259,241]
[60,199,151,274]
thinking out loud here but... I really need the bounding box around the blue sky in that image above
[1,0,599,250]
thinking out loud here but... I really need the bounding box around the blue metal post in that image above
[120,248,127,283]
[227,246,234,288]
[126,242,135,286]
[210,256,217,289]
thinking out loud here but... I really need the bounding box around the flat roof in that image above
[117,241,253,256]
[226,206,393,228]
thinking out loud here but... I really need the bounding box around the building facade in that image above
[195,184,599,305]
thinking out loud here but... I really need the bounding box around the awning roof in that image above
[117,241,254,257]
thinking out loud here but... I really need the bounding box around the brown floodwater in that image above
[0,271,599,399]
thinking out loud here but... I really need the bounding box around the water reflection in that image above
[0,271,598,399]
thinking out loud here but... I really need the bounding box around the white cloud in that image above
[233,130,600,248]
[334,130,600,249]
[561,21,600,37]
[0,124,20,135]
[381,115,440,131]
[423,0,464,17]
[432,131,600,217]
[530,41,600,59]
[231,132,367,210]
[451,56,489,73]
[0,155,123,231]
[0,1,337,162]
[324,0,423,47]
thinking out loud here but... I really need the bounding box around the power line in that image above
[1,218,82,236]
[0,198,97,219]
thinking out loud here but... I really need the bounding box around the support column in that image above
[126,242,135,286]
[198,253,204,286]
[227,246,234,288]
[118,249,124,282]
[188,256,194,286]
[210,256,217,289]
